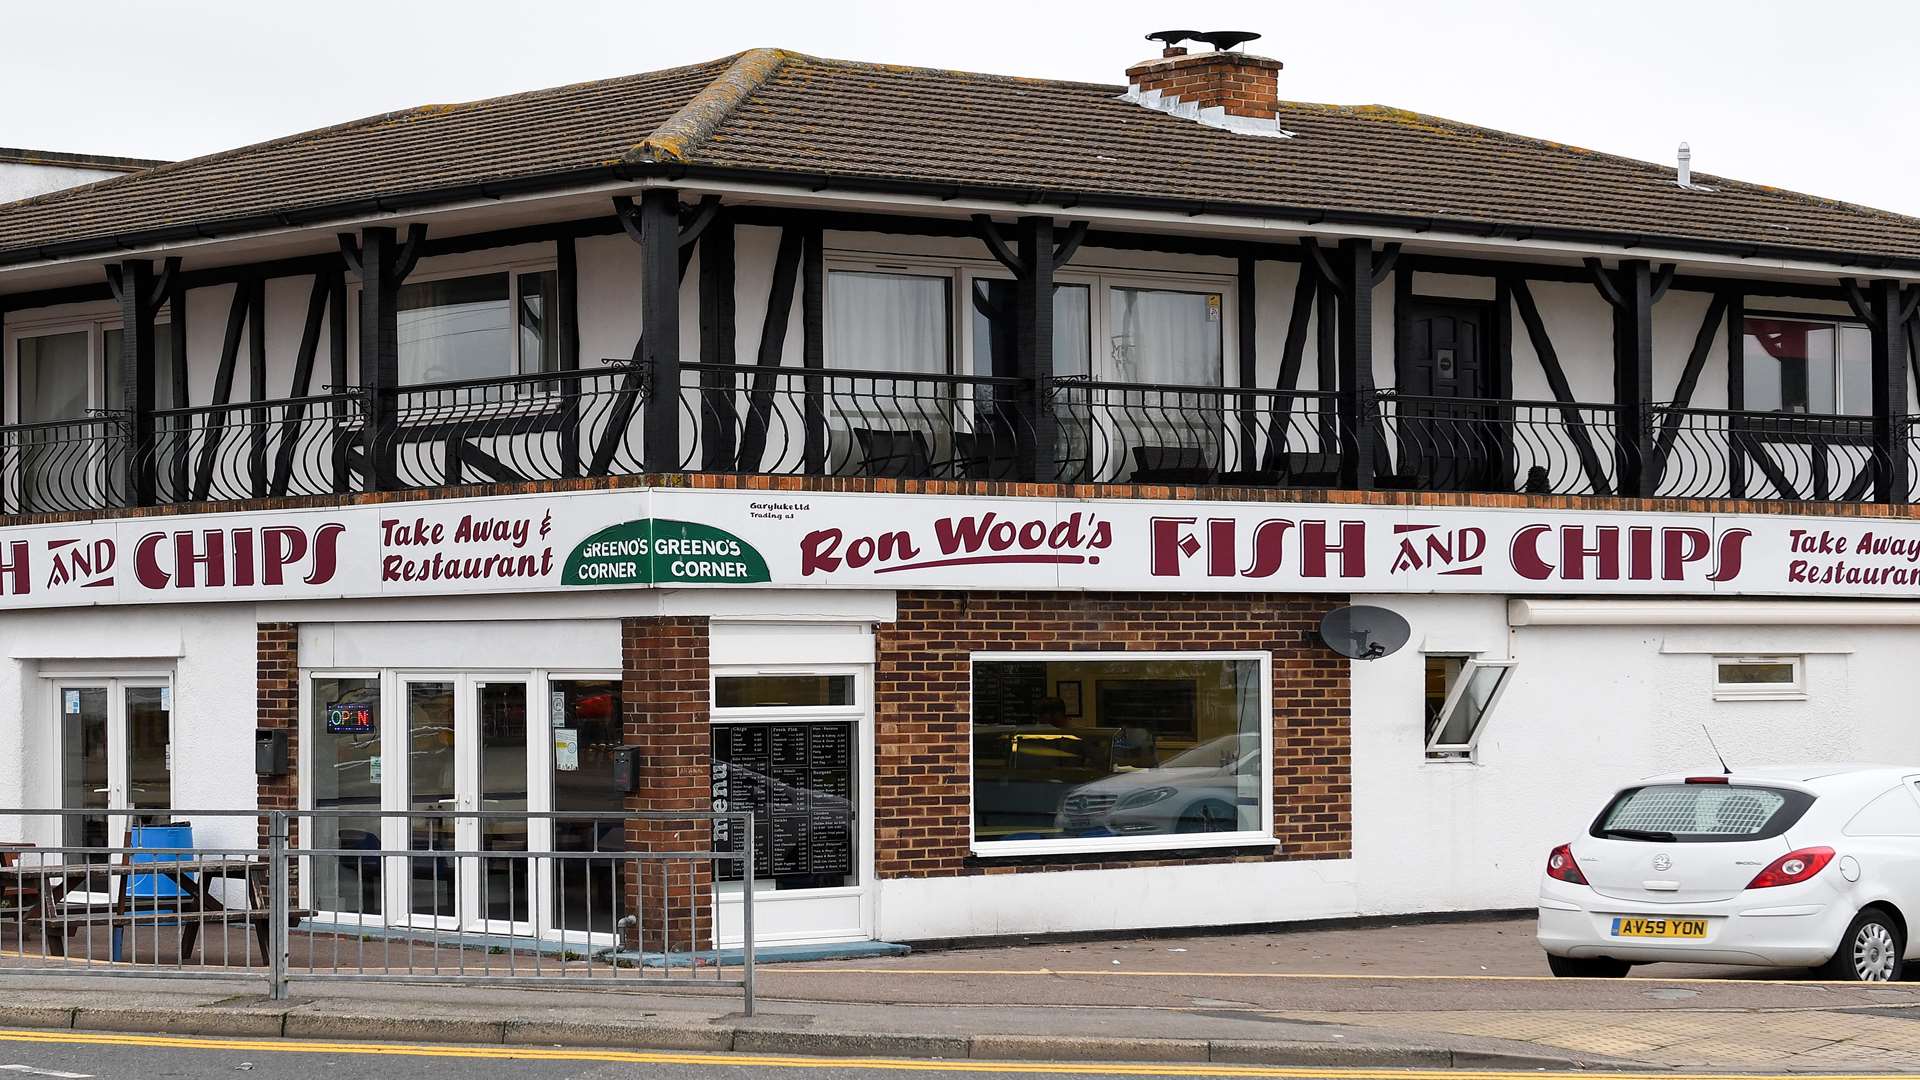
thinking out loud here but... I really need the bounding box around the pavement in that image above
[6,915,1920,1072]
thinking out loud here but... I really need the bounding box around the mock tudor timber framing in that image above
[4,196,1917,514]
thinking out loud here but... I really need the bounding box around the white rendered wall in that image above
[0,602,259,849]
[1345,593,1920,917]
[0,162,123,203]
[875,857,1359,941]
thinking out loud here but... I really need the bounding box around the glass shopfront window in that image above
[308,676,382,916]
[550,678,624,933]
[971,654,1269,853]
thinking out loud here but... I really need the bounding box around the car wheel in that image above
[1546,954,1630,978]
[1818,909,1905,982]
[1176,799,1238,833]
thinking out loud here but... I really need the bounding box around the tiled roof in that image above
[3,48,1918,269]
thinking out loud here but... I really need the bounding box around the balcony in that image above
[0,360,1905,516]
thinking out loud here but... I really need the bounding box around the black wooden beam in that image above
[1726,294,1747,498]
[737,228,804,472]
[327,267,350,494]
[697,212,738,471]
[1237,254,1259,474]
[1015,215,1057,482]
[1263,266,1317,473]
[801,219,827,474]
[107,259,159,506]
[271,274,331,496]
[1313,260,1338,458]
[1509,277,1611,495]
[972,214,1023,276]
[555,234,582,479]
[1333,238,1378,488]
[247,275,268,498]
[1652,292,1731,480]
[193,282,251,501]
[1609,260,1658,497]
[636,189,683,471]
[1869,278,1911,503]
[347,226,414,490]
[166,275,189,499]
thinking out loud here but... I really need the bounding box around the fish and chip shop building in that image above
[2,37,1920,949]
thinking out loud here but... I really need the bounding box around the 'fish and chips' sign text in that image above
[0,486,1912,610]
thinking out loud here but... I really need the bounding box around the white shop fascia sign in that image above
[0,487,1910,610]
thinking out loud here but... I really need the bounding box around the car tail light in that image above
[1546,843,1587,885]
[1684,776,1729,784]
[1746,847,1835,889]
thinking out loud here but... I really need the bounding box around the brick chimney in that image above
[1125,48,1284,123]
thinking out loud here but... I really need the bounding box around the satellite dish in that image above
[1319,605,1411,661]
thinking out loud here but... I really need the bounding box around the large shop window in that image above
[394,269,557,385]
[1743,317,1872,416]
[971,654,1269,854]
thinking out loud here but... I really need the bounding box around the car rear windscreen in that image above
[1590,783,1814,843]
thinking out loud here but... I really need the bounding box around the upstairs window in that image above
[1108,286,1223,387]
[827,270,951,376]
[393,269,556,385]
[1743,316,1871,416]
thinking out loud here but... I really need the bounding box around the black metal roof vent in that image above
[1191,30,1261,52]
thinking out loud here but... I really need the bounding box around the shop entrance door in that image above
[711,668,874,947]
[390,675,534,933]
[53,678,172,853]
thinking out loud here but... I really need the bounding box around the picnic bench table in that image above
[26,856,311,962]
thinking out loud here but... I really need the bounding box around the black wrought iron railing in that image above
[1046,377,1352,486]
[1655,406,1881,502]
[142,393,365,504]
[676,361,1034,480]
[0,413,128,514]
[380,364,646,490]
[0,362,1911,513]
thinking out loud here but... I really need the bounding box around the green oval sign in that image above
[563,518,770,586]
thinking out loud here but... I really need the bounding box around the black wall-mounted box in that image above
[255,728,289,777]
[610,746,640,794]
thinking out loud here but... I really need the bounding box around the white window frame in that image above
[1741,314,1872,417]
[350,260,558,387]
[1713,654,1806,701]
[966,649,1274,858]
[1425,656,1516,760]
[4,316,175,424]
[708,663,873,906]
[822,251,1238,387]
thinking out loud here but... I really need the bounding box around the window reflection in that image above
[1743,317,1871,416]
[971,657,1264,843]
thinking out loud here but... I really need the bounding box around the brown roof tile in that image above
[1,49,1917,269]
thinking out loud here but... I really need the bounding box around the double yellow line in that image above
[0,1029,1912,1079]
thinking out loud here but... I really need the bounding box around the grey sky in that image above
[6,0,1917,217]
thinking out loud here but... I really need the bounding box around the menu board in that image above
[712,722,854,884]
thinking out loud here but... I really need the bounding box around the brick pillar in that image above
[256,623,299,851]
[621,616,712,954]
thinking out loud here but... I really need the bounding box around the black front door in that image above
[1398,298,1500,491]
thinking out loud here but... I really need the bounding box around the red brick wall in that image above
[621,615,714,951]
[873,591,1351,879]
[1125,52,1284,119]
[256,622,298,847]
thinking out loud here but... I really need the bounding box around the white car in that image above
[1538,765,1920,981]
